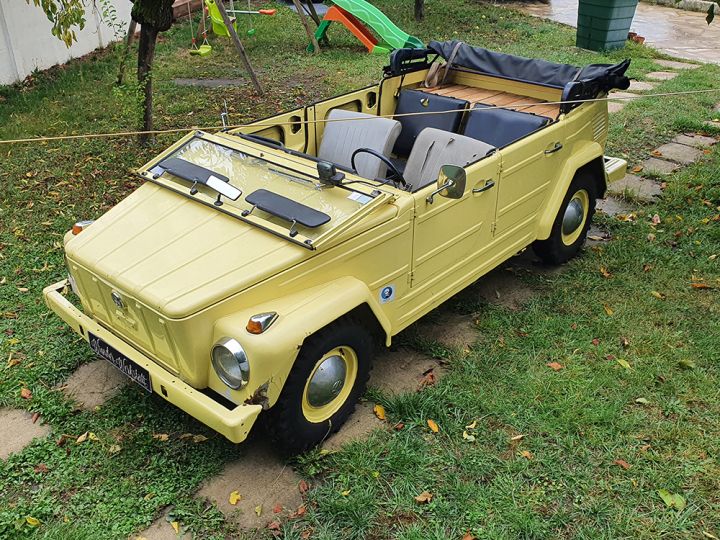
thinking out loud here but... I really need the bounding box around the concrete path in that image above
[512,0,720,63]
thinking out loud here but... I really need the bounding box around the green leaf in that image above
[635,397,650,405]
[657,489,674,506]
[678,359,696,370]
[657,489,686,510]
[616,358,632,370]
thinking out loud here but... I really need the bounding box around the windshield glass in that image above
[147,136,385,244]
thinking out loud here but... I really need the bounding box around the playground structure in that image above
[205,0,276,38]
[311,0,423,54]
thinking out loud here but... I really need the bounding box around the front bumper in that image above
[43,279,262,443]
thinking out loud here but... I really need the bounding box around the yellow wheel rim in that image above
[561,189,590,246]
[301,346,358,424]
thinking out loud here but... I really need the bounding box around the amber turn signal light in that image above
[72,220,95,235]
[246,312,278,334]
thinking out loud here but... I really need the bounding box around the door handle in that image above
[544,142,563,154]
[472,180,495,194]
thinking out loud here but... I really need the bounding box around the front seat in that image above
[403,128,495,192]
[317,109,401,180]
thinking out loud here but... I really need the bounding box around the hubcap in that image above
[560,189,590,246]
[302,346,359,424]
[306,354,347,407]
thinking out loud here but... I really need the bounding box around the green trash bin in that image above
[576,0,639,51]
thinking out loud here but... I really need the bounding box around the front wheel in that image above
[533,171,597,265]
[265,318,373,455]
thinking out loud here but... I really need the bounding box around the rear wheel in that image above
[265,318,373,455]
[533,171,597,265]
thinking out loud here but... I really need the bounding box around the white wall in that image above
[0,0,133,85]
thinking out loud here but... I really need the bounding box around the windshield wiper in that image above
[156,157,242,205]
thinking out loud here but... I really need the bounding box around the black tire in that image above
[532,171,598,265]
[265,318,373,455]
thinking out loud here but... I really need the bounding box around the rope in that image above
[1,88,719,146]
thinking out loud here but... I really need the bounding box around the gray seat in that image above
[318,109,401,180]
[404,128,495,192]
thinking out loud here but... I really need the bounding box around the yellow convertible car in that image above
[45,41,629,454]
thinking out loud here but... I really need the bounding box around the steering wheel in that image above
[351,148,407,187]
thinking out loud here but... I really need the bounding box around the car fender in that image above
[536,140,605,240]
[211,276,390,407]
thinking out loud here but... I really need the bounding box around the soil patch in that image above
[322,402,383,451]
[61,360,128,410]
[370,348,445,394]
[0,408,51,459]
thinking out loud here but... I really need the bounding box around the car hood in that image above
[66,182,310,319]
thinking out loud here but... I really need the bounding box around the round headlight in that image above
[211,337,249,389]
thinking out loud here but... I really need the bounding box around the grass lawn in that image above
[1,0,719,538]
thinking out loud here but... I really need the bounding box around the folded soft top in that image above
[387,41,631,112]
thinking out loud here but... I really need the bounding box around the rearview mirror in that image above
[426,165,467,204]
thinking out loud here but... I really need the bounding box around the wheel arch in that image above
[536,142,606,241]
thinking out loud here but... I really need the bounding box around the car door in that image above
[493,123,566,237]
[410,153,501,288]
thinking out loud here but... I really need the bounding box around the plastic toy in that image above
[187,3,212,56]
[311,0,423,54]
[205,0,276,37]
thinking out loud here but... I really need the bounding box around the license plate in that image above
[89,333,153,393]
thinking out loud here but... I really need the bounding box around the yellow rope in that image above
[1,88,719,146]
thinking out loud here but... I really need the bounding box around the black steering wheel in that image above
[351,148,407,187]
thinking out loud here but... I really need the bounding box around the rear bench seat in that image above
[463,104,550,148]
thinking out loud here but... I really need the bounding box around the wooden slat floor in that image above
[421,84,560,119]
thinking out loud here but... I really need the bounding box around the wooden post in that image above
[116,20,137,86]
[213,0,263,94]
[292,0,320,54]
[303,0,321,26]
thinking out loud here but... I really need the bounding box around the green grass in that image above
[1,0,719,538]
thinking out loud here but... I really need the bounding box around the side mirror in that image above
[426,165,467,204]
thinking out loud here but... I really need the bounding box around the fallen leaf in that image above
[462,533,476,540]
[635,397,650,405]
[587,234,605,241]
[642,263,653,272]
[268,521,281,531]
[108,444,121,454]
[616,358,632,370]
[657,489,686,510]
[599,266,612,278]
[427,419,439,433]
[271,503,282,514]
[613,459,631,470]
[419,369,437,388]
[192,434,208,443]
[631,165,643,173]
[414,490,433,504]
[465,420,477,430]
[640,444,651,452]
[255,505,263,516]
[34,464,49,474]
[651,291,666,300]
[393,422,405,431]
[702,531,719,539]
[546,361,564,371]
[171,521,180,534]
[152,433,169,442]
[31,412,40,423]
[520,450,533,460]
[592,338,600,346]
[651,213,661,225]
[290,505,307,518]
[651,150,663,157]
[678,359,696,370]
[20,388,32,399]
[88,432,99,441]
[298,480,309,494]
[25,516,40,527]
[509,434,525,442]
[229,490,241,505]
[603,304,614,316]
[76,432,89,444]
[7,357,21,368]
[340,489,351,497]
[373,404,386,421]
[691,282,711,289]
[462,430,476,443]
[620,336,630,349]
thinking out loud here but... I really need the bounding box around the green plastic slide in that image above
[328,0,423,51]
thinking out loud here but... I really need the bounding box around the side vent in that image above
[592,113,607,143]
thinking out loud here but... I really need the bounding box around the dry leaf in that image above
[340,489,351,497]
[651,150,663,157]
[651,214,661,225]
[520,450,534,460]
[170,521,180,534]
[394,422,405,431]
[631,165,643,173]
[31,412,40,423]
[76,432,89,444]
[702,531,719,539]
[192,434,208,443]
[635,397,650,405]
[643,264,653,272]
[290,505,307,518]
[414,490,433,504]
[546,361,564,371]
[651,291,666,300]
[268,521,281,531]
[620,336,630,349]
[272,503,283,514]
[152,433,169,442]
[465,420,477,430]
[25,516,40,527]
[592,338,600,346]
[88,432,99,441]
[427,419,439,433]
[462,533,476,540]
[229,490,241,505]
[419,369,437,388]
[255,505,263,516]
[509,434,525,442]
[20,388,32,399]
[603,304,614,316]
[599,266,612,278]
[462,430,476,442]
[614,459,631,470]
[373,404,386,421]
[34,463,49,474]
[691,282,711,289]
[678,359,696,370]
[109,444,121,454]
[298,480,309,494]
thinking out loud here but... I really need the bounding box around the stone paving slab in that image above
[673,133,717,147]
[597,196,635,217]
[62,359,127,410]
[0,408,51,459]
[642,157,682,175]
[655,59,700,70]
[197,439,303,530]
[704,120,720,129]
[645,71,678,81]
[628,81,657,91]
[607,174,663,202]
[608,101,626,114]
[654,142,704,164]
[609,92,641,101]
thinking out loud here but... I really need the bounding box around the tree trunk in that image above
[414,0,424,21]
[117,20,137,86]
[137,24,159,144]
[303,0,321,26]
